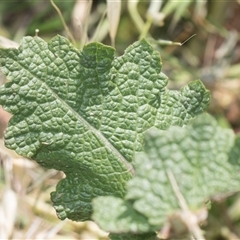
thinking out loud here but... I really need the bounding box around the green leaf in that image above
[92,113,240,233]
[92,196,151,233]
[0,35,210,221]
[109,232,157,240]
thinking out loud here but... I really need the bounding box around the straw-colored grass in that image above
[0,140,108,239]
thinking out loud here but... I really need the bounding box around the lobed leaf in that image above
[93,113,240,233]
[0,35,210,221]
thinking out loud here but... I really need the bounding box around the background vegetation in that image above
[0,0,240,239]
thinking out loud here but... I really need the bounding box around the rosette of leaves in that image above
[0,36,210,221]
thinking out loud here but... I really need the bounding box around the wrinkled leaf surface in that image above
[0,36,210,220]
[93,114,240,232]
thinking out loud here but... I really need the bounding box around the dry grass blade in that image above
[167,171,206,240]
[0,205,7,239]
[35,220,66,239]
[161,1,192,31]
[140,0,164,39]
[71,0,89,40]
[0,36,19,48]
[50,0,76,46]
[107,0,121,47]
[0,148,108,239]
[24,218,43,239]
[127,0,145,34]
[1,188,18,237]
[72,0,93,47]
[0,154,18,239]
[146,0,164,27]
[90,9,108,43]
[0,139,20,159]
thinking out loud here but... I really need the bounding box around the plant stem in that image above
[50,0,77,47]
[167,171,206,240]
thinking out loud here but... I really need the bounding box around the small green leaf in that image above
[109,232,157,240]
[92,196,151,233]
[93,113,240,232]
[0,36,210,221]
